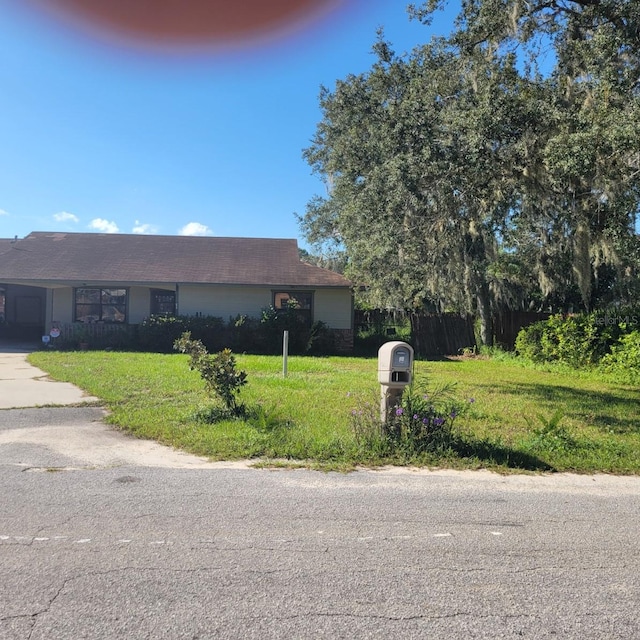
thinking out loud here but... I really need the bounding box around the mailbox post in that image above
[378,341,414,423]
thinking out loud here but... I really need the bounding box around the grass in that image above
[28,350,640,474]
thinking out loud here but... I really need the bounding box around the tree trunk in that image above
[476,285,494,347]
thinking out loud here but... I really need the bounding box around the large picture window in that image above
[274,291,313,325]
[151,290,176,316]
[75,288,127,323]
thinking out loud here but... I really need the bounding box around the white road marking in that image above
[0,530,508,546]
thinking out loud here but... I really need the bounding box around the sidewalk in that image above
[0,347,99,409]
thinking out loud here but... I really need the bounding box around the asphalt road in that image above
[1,409,639,640]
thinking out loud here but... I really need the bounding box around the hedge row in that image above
[137,311,336,356]
[515,308,640,382]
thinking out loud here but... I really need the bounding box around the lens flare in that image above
[21,0,349,51]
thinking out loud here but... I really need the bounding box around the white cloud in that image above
[178,222,213,236]
[53,211,79,223]
[0,209,8,216]
[89,218,119,233]
[132,220,159,235]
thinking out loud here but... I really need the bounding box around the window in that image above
[273,291,313,325]
[74,288,127,323]
[0,287,5,323]
[151,290,176,316]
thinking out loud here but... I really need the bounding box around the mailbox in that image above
[378,341,414,387]
[378,341,414,422]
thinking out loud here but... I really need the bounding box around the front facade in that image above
[0,232,353,350]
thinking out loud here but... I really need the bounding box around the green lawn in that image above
[29,350,640,473]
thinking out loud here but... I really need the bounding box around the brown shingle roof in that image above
[0,232,351,288]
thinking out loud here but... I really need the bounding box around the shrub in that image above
[539,313,600,367]
[349,380,467,460]
[139,315,225,353]
[259,300,310,354]
[385,383,464,455]
[514,320,547,362]
[306,321,336,355]
[599,330,640,384]
[514,309,639,367]
[173,332,247,416]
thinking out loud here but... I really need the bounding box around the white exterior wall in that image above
[314,289,353,329]
[178,285,271,320]
[52,288,73,323]
[129,286,153,324]
[47,284,352,329]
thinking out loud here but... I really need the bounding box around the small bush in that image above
[514,320,547,361]
[349,380,467,460]
[386,384,464,455]
[259,301,310,354]
[174,332,248,416]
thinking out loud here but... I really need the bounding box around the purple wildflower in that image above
[433,417,445,427]
[395,408,404,416]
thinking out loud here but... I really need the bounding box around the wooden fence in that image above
[493,311,551,350]
[355,309,550,357]
[409,313,476,357]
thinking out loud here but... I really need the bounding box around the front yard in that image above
[29,351,640,473]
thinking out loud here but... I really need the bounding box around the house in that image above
[0,232,353,351]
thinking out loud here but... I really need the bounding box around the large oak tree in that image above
[301,0,640,343]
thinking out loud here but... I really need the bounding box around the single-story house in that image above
[0,232,353,350]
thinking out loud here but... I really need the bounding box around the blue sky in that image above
[0,1,456,245]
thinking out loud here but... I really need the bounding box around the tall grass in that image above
[28,351,640,473]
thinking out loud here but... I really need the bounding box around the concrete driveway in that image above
[0,346,99,409]
[0,344,243,470]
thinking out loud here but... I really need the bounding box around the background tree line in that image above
[299,0,640,345]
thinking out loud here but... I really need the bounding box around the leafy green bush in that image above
[514,320,547,361]
[514,310,639,367]
[259,300,311,354]
[306,321,336,355]
[539,313,601,367]
[599,330,640,384]
[139,311,339,356]
[174,332,248,416]
[138,315,225,352]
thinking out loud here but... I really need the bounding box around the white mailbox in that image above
[378,341,414,387]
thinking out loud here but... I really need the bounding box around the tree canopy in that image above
[300,0,640,343]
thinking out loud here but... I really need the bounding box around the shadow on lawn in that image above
[449,435,554,472]
[486,381,640,435]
